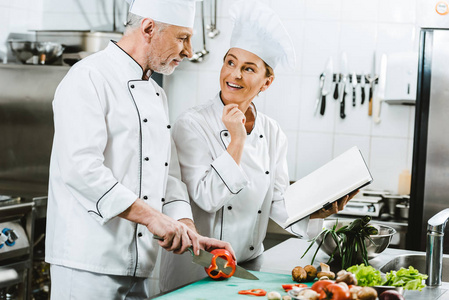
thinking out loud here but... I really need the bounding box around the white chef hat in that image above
[229,0,296,70]
[125,0,197,28]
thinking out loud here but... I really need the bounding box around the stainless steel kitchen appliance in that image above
[0,197,34,300]
[408,28,449,253]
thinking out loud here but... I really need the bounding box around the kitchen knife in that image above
[360,74,366,105]
[314,73,325,115]
[339,52,348,119]
[373,54,387,124]
[319,58,334,116]
[351,72,357,107]
[366,53,378,116]
[153,235,259,280]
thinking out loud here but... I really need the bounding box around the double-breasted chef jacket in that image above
[159,94,321,291]
[45,41,192,277]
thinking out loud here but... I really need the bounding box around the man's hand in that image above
[196,235,236,261]
[310,189,359,219]
[118,198,194,254]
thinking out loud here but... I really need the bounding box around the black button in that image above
[143,119,148,123]
[265,171,269,174]
[156,92,160,96]
[130,84,135,89]
[167,125,171,129]
[165,162,168,166]
[227,206,232,210]
[138,232,143,237]
[145,157,149,161]
[258,210,262,214]
[224,132,228,137]
[143,196,148,200]
[249,246,254,251]
[161,198,165,202]
[259,135,263,138]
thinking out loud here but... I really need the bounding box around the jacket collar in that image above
[105,41,148,80]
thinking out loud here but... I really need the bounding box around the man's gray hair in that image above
[124,12,170,35]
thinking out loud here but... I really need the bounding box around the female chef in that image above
[159,0,355,291]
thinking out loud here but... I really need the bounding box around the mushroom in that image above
[267,291,282,300]
[304,265,317,281]
[292,266,308,282]
[357,287,378,300]
[316,262,335,280]
[349,286,362,300]
[282,296,292,300]
[297,288,319,300]
[336,270,358,285]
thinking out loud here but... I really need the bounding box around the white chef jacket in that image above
[159,94,321,291]
[45,41,192,277]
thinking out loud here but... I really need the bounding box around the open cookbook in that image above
[283,146,373,228]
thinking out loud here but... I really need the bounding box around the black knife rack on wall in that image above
[332,74,379,84]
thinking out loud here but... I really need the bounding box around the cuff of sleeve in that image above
[162,200,193,221]
[95,182,138,225]
[306,218,324,238]
[211,151,249,194]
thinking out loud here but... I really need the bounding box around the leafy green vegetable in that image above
[382,266,428,291]
[302,216,379,269]
[347,264,383,287]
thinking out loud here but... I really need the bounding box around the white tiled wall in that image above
[166,0,422,194]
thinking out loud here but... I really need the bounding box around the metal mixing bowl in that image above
[316,219,396,260]
[8,40,64,64]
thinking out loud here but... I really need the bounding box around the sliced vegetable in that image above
[238,289,267,296]
[382,266,428,291]
[282,284,308,291]
[204,249,236,280]
[347,264,382,287]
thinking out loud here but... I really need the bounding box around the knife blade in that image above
[319,57,333,116]
[153,235,259,280]
[373,54,387,124]
[314,73,325,116]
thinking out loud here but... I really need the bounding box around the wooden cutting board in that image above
[155,271,314,299]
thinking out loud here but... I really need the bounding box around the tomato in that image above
[238,289,267,296]
[319,283,351,300]
[311,280,334,294]
[282,284,308,291]
[204,249,236,280]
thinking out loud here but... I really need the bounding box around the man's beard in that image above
[148,55,176,75]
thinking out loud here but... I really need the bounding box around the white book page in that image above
[283,147,372,228]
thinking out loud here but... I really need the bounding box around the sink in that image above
[379,254,449,282]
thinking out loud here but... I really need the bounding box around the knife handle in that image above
[352,87,356,107]
[320,94,326,115]
[333,83,339,100]
[368,86,373,116]
[340,91,346,119]
[361,87,366,104]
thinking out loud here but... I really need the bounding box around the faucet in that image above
[426,208,449,286]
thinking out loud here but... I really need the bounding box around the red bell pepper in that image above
[238,289,267,296]
[204,249,236,280]
[282,283,308,291]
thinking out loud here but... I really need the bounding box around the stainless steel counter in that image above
[258,238,449,300]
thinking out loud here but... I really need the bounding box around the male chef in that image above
[45,0,234,298]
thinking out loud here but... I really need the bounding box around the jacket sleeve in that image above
[268,124,323,238]
[52,66,137,225]
[162,134,194,221]
[172,115,249,213]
